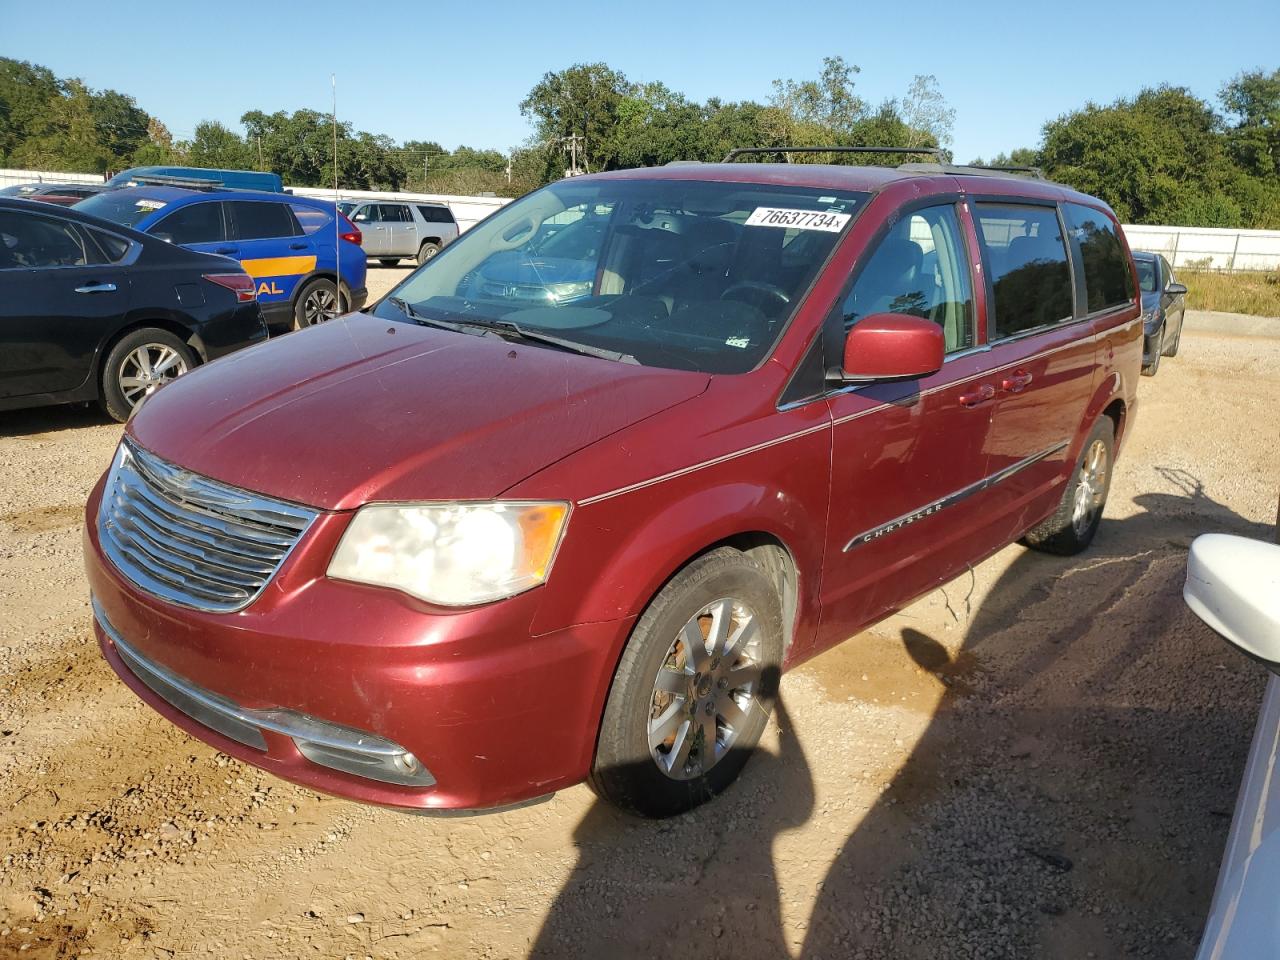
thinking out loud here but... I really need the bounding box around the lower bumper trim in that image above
[92,597,435,788]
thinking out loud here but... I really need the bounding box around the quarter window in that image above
[153,202,226,245]
[230,201,299,241]
[85,226,131,263]
[1063,203,1134,311]
[842,204,975,353]
[975,204,1074,337]
[289,203,332,235]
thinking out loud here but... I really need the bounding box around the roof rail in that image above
[722,145,946,163]
[896,162,1047,181]
[125,174,224,191]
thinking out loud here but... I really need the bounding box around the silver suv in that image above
[339,201,459,266]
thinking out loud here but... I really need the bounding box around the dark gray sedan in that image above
[1134,250,1187,376]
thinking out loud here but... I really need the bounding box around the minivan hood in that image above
[128,313,710,511]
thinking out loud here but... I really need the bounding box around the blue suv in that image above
[77,187,367,329]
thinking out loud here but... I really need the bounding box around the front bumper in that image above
[84,477,632,811]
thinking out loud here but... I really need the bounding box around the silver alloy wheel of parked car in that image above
[1072,438,1109,537]
[648,597,763,781]
[118,344,189,410]
[302,285,342,325]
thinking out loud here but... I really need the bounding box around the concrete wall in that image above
[289,186,510,232]
[0,168,106,190]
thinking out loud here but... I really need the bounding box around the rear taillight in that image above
[204,272,257,302]
[338,213,362,246]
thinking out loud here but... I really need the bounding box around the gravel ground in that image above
[0,307,1276,959]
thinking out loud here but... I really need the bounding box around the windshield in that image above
[75,190,168,228]
[337,201,357,217]
[1135,259,1157,293]
[374,178,867,374]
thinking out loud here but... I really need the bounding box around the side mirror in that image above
[841,313,945,382]
[1166,282,1187,296]
[1184,534,1280,672]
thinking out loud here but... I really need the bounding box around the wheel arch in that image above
[94,316,204,396]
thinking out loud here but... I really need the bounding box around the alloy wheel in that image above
[118,344,188,410]
[648,598,763,781]
[303,286,341,325]
[1071,438,1108,537]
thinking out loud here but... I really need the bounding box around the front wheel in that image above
[589,548,783,818]
[292,278,345,330]
[1022,417,1114,556]
[99,328,195,422]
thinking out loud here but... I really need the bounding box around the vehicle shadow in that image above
[531,470,1271,959]
[529,691,813,959]
[0,403,117,438]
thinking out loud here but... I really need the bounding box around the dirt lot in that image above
[1,305,1277,960]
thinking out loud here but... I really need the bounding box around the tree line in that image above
[1,55,1276,228]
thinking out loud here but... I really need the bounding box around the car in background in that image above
[1133,250,1187,375]
[0,198,267,421]
[0,182,105,206]
[76,186,367,329]
[337,199,457,266]
[1184,533,1280,959]
[105,166,283,193]
[83,157,1141,817]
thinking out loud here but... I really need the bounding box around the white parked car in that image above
[1184,533,1280,959]
[336,200,459,266]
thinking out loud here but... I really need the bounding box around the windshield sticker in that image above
[745,207,850,232]
[134,198,166,211]
[725,336,750,349]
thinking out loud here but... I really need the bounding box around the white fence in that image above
[0,168,509,232]
[289,187,509,232]
[1122,224,1280,273]
[0,167,106,190]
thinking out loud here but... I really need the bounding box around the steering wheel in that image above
[720,281,791,313]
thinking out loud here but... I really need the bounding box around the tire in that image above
[99,327,195,423]
[1141,327,1163,376]
[292,278,344,331]
[378,258,400,267]
[1022,416,1115,556]
[417,242,440,266]
[1163,319,1181,357]
[589,547,784,818]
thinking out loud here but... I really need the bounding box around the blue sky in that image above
[3,0,1277,164]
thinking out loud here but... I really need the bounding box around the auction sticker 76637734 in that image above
[745,207,851,232]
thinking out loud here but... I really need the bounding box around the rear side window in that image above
[975,204,1073,338]
[1063,203,1134,311]
[383,204,411,223]
[230,201,300,241]
[289,203,332,235]
[153,202,226,245]
[0,209,89,267]
[418,204,455,224]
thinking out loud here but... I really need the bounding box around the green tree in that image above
[519,62,631,173]
[1220,67,1280,178]
[182,120,253,170]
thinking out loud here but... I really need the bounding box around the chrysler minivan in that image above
[85,157,1141,817]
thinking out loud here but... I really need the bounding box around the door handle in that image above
[288,242,308,250]
[958,384,996,407]
[74,282,117,294]
[214,247,237,255]
[1000,371,1034,393]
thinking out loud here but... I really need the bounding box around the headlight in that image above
[327,501,569,606]
[548,280,593,303]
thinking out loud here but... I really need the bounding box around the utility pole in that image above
[256,135,263,171]
[506,151,512,185]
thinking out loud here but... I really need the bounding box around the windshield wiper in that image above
[388,297,492,338]
[474,319,639,365]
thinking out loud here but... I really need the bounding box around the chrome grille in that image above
[97,440,317,612]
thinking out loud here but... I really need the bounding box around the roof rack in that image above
[896,162,1047,181]
[722,145,946,163]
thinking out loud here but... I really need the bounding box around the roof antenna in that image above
[332,73,340,307]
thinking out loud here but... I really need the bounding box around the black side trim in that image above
[843,440,1069,552]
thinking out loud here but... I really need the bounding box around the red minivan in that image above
[84,157,1141,817]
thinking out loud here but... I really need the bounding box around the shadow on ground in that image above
[532,469,1271,959]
